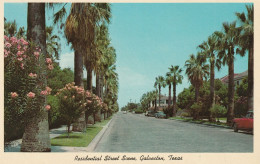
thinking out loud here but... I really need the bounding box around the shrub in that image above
[210,104,227,122]
[190,102,202,120]
[55,82,86,137]
[47,95,65,128]
[4,36,53,143]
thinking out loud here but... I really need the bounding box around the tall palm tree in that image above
[168,65,183,116]
[165,73,173,109]
[236,4,254,111]
[214,22,242,123]
[198,34,221,120]
[185,54,209,103]
[83,3,111,92]
[65,3,91,131]
[154,76,166,108]
[21,3,51,152]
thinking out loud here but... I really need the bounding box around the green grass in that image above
[51,117,112,147]
[169,117,228,126]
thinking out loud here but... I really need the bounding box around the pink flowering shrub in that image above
[4,36,52,126]
[55,82,87,137]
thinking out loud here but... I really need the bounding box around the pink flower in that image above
[46,86,52,94]
[27,92,35,98]
[20,38,28,45]
[64,96,67,99]
[41,90,48,96]
[72,95,75,99]
[4,35,9,41]
[5,42,11,48]
[11,92,18,98]
[10,37,18,44]
[46,58,52,64]
[45,105,51,111]
[17,51,22,56]
[34,51,40,58]
[17,57,23,61]
[20,63,24,69]
[48,64,54,70]
[87,100,92,104]
[23,55,27,58]
[29,73,37,78]
[17,44,21,50]
[4,49,9,57]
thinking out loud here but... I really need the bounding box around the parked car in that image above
[123,111,127,114]
[146,111,156,117]
[232,111,253,133]
[155,111,166,119]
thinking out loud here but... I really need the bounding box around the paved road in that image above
[94,112,253,152]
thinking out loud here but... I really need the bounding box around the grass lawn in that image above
[169,116,228,126]
[51,117,112,147]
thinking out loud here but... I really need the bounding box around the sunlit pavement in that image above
[94,112,253,152]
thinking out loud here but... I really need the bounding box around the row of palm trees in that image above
[61,3,119,131]
[17,2,118,152]
[141,4,253,123]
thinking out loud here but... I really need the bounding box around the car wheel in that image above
[233,123,238,132]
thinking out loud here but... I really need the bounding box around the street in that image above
[94,112,253,152]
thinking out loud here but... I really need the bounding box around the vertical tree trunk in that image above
[209,60,215,120]
[195,85,199,103]
[72,48,86,132]
[168,84,171,109]
[227,53,235,123]
[248,46,253,111]
[96,72,100,96]
[87,67,93,92]
[158,85,161,108]
[173,82,177,116]
[21,3,51,152]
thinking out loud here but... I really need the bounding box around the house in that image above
[219,70,248,87]
[150,94,173,108]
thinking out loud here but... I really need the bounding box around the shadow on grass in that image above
[54,135,82,139]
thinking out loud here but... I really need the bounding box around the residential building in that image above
[150,94,173,107]
[219,70,248,87]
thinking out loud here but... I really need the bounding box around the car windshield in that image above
[246,112,253,118]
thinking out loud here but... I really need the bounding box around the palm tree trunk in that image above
[173,82,177,116]
[87,67,93,92]
[74,49,84,87]
[195,85,199,103]
[209,60,215,120]
[159,85,161,108]
[72,48,86,132]
[248,46,253,111]
[96,72,100,96]
[168,84,171,109]
[21,3,51,152]
[227,53,235,123]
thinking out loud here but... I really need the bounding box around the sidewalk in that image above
[4,117,113,152]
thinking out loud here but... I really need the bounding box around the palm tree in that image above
[236,4,254,111]
[198,34,221,120]
[83,3,111,92]
[21,3,51,152]
[46,26,61,60]
[165,73,172,109]
[65,3,91,131]
[214,22,242,123]
[154,76,166,108]
[185,54,209,103]
[168,65,183,116]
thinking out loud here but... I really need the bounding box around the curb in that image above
[169,118,232,129]
[85,116,114,152]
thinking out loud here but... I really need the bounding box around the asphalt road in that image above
[94,112,253,152]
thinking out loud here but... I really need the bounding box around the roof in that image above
[219,70,247,83]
